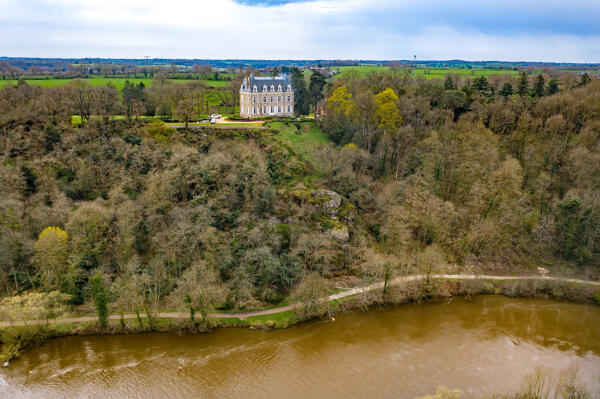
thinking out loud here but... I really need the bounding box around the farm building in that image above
[239,73,294,117]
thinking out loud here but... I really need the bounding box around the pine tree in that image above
[444,76,457,90]
[500,82,513,97]
[517,71,529,96]
[472,76,489,92]
[546,78,559,95]
[291,68,309,116]
[308,70,327,111]
[533,74,545,97]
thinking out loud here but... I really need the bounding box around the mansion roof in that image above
[240,73,293,93]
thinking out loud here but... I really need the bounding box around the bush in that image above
[147,120,173,142]
[89,272,108,328]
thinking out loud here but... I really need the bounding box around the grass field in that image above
[272,121,330,153]
[0,77,228,90]
[331,65,522,80]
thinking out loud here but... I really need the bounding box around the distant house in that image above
[239,73,294,117]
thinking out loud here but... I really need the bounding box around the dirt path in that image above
[1,274,598,327]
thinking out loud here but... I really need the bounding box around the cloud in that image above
[0,0,598,61]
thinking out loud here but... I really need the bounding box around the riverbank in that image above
[2,274,600,363]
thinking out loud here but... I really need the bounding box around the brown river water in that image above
[1,295,599,398]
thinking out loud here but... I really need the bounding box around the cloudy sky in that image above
[1,0,599,62]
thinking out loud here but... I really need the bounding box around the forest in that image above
[0,68,599,320]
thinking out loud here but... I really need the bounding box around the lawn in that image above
[271,121,330,157]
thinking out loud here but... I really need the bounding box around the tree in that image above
[327,86,355,116]
[89,272,109,328]
[34,226,69,290]
[94,84,120,124]
[517,71,529,96]
[374,88,401,131]
[178,261,223,322]
[578,73,591,87]
[443,76,457,90]
[270,66,279,78]
[291,273,329,319]
[66,202,112,270]
[122,80,146,120]
[500,82,513,97]
[308,70,327,111]
[175,98,196,129]
[533,74,545,98]
[228,73,245,114]
[546,78,559,95]
[290,68,309,115]
[554,195,599,264]
[67,80,95,124]
[472,76,489,92]
[0,291,70,326]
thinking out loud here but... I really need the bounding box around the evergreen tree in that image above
[443,76,457,90]
[500,82,513,97]
[533,74,545,97]
[122,80,145,120]
[578,73,591,87]
[472,76,489,92]
[546,78,559,95]
[290,68,309,116]
[308,70,327,111]
[517,71,529,96]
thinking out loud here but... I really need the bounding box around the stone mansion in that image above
[239,73,294,117]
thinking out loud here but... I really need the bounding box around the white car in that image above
[210,114,221,119]
[210,118,216,124]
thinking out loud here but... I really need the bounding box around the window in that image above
[263,107,266,113]
[287,85,292,91]
[263,85,267,92]
[253,107,257,114]
[253,85,257,92]
[278,85,282,91]
[253,97,257,103]
[287,96,291,102]
[270,85,275,91]
[263,96,267,103]
[270,96,274,102]
[270,106,274,113]
[287,106,291,113]
[246,106,250,114]
[278,96,282,102]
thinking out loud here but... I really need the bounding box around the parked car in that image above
[210,114,221,119]
[210,118,216,124]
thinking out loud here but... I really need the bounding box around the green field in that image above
[0,77,228,90]
[330,65,522,80]
[271,121,330,169]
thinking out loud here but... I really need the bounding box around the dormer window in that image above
[253,85,257,92]
[287,85,292,91]
[270,85,275,92]
[277,85,282,91]
[263,85,267,92]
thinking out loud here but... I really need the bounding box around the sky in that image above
[0,0,599,62]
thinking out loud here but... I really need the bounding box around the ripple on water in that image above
[2,296,600,399]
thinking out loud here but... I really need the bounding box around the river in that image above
[1,295,599,398]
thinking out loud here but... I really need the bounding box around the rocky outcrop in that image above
[329,225,349,242]
[311,189,342,216]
